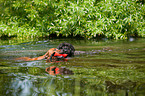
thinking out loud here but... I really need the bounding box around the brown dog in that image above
[15,43,75,62]
[15,48,62,61]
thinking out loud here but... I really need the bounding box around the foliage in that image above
[0,0,144,39]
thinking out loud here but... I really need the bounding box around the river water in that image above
[0,38,145,96]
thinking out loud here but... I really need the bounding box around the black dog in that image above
[57,43,75,57]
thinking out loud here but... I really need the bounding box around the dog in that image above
[57,43,75,57]
[15,43,75,62]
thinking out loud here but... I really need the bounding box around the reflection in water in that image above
[9,74,75,96]
[8,74,145,96]
[0,38,145,95]
[105,81,137,95]
[45,66,74,75]
[11,76,32,96]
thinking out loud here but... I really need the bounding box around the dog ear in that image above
[57,43,75,57]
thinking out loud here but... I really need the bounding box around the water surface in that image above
[0,38,145,96]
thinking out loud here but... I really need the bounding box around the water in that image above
[0,38,145,96]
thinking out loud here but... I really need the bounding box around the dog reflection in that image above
[45,66,74,75]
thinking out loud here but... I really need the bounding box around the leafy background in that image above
[0,0,144,39]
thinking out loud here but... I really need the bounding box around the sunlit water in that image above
[0,38,145,96]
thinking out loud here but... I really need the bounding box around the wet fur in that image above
[15,48,61,61]
[15,43,75,61]
[57,43,75,57]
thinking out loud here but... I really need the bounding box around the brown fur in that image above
[15,48,61,61]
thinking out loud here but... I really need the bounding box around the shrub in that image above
[0,0,144,39]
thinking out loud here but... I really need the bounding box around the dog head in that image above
[57,43,75,57]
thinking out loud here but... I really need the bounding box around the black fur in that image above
[57,43,75,57]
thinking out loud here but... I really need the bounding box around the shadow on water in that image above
[0,38,145,96]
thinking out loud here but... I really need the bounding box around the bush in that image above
[0,0,144,39]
